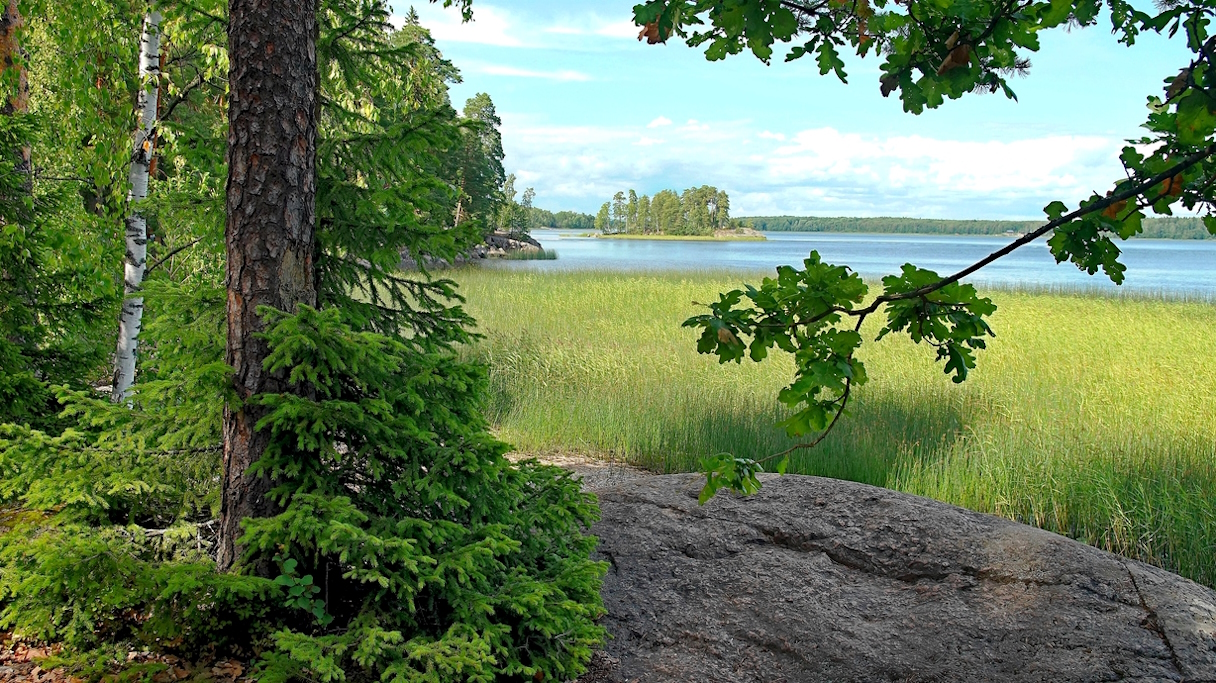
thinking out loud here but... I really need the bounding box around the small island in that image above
[591,185,766,241]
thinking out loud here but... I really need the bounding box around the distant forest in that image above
[530,187,743,235]
[596,186,740,236]
[740,215,1215,239]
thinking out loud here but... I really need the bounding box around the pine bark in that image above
[217,0,318,572]
[1,0,29,173]
[111,7,161,404]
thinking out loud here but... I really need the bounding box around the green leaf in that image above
[1175,92,1216,145]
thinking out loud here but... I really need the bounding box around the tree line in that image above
[594,185,740,235]
[744,215,1216,239]
[527,207,597,230]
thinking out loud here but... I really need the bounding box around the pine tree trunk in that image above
[217,0,318,573]
[1,0,29,177]
[111,6,161,404]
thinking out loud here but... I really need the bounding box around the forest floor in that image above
[507,450,652,491]
[0,635,252,683]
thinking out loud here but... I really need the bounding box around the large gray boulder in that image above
[581,473,1216,683]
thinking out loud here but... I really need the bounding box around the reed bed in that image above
[453,268,1216,588]
[498,248,558,260]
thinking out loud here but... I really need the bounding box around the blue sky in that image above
[392,1,1190,219]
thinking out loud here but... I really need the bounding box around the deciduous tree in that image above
[111,4,161,404]
[632,0,1216,498]
[595,200,609,232]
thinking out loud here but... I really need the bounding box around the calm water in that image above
[492,229,1216,297]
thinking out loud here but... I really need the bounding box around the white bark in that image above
[112,7,160,404]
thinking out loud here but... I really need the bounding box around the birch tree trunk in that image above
[217,0,318,573]
[111,6,161,403]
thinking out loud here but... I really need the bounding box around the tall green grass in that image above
[453,269,1216,588]
[500,248,558,260]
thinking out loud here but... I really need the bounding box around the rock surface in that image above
[398,231,543,269]
[583,473,1216,683]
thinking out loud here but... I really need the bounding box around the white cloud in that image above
[394,5,526,47]
[543,17,638,39]
[397,4,644,52]
[473,64,592,81]
[767,128,1112,195]
[499,116,1124,219]
[594,19,641,39]
[647,116,672,128]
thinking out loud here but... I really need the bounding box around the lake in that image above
[491,229,1216,297]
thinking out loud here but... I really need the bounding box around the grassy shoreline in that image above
[454,268,1216,589]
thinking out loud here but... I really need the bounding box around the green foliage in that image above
[496,173,530,237]
[0,19,124,427]
[877,267,996,384]
[628,0,1216,500]
[594,202,610,232]
[527,207,596,231]
[682,253,998,500]
[1,1,604,680]
[452,92,507,234]
[698,453,765,503]
[599,184,737,235]
[232,304,605,681]
[273,556,333,627]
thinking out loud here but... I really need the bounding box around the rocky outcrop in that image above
[398,231,542,269]
[713,227,765,239]
[583,473,1216,683]
[483,231,542,257]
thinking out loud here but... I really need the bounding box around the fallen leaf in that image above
[212,660,245,681]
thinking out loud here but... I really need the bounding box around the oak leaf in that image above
[637,21,664,45]
[717,327,739,344]
[1102,199,1128,219]
[936,44,971,75]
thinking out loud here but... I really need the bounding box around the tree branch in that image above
[144,237,204,276]
[760,143,1216,465]
[858,142,1216,316]
[160,71,206,123]
[758,379,852,465]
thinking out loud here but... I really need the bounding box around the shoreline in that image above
[593,233,767,242]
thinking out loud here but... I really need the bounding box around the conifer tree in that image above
[627,188,639,233]
[611,190,626,234]
[453,92,505,230]
[217,0,320,572]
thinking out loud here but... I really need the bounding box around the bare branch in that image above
[144,237,204,276]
